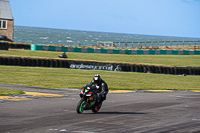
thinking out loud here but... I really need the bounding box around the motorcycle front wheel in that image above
[76,98,86,114]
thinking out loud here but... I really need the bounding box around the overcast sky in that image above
[9,0,200,38]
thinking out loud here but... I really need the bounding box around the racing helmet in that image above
[93,74,101,84]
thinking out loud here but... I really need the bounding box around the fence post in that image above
[177,41,178,47]
[132,42,133,48]
[119,42,120,48]
[158,41,159,47]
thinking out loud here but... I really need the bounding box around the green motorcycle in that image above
[76,85,101,114]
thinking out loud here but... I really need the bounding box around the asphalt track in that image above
[0,83,200,133]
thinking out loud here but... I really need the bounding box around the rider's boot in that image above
[97,101,102,108]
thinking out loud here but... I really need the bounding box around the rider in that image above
[88,74,108,105]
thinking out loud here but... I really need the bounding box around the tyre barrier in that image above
[31,44,200,55]
[0,42,31,50]
[9,43,30,49]
[0,56,200,75]
[0,57,70,68]
[120,63,200,75]
[0,42,9,50]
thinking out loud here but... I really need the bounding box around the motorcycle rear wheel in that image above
[92,102,101,113]
[76,98,86,114]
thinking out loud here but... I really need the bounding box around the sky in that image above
[9,0,200,38]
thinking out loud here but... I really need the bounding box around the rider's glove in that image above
[96,85,100,89]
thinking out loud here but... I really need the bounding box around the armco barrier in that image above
[30,44,200,55]
[0,56,200,75]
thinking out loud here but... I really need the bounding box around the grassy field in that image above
[0,88,24,96]
[0,65,199,90]
[0,49,200,91]
[0,49,200,67]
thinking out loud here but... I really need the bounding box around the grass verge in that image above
[0,65,199,90]
[0,88,25,96]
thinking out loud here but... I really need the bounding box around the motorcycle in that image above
[76,85,101,114]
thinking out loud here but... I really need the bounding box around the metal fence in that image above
[97,41,200,49]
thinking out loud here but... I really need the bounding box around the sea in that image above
[13,26,200,48]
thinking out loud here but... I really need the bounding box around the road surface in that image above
[0,83,200,133]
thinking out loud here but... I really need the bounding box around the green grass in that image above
[0,65,199,90]
[0,49,200,90]
[0,49,200,67]
[0,88,25,96]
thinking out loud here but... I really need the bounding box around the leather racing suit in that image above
[88,79,108,102]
